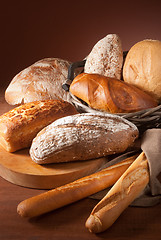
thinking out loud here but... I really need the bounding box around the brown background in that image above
[0,0,161,88]
[0,1,161,239]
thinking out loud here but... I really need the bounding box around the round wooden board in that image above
[0,146,106,189]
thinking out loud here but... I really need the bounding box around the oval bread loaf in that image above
[30,113,139,164]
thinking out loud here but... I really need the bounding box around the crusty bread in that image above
[70,73,158,113]
[85,152,149,233]
[5,58,71,105]
[30,113,139,164]
[123,39,161,101]
[17,155,137,218]
[0,100,78,152]
[84,34,123,79]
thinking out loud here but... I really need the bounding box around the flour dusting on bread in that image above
[84,34,123,79]
[30,113,138,164]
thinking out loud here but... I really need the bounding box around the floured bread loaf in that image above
[30,113,139,164]
[84,34,123,79]
[0,99,78,152]
[5,58,71,105]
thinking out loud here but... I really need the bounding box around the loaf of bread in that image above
[17,155,137,218]
[0,100,78,152]
[5,58,71,105]
[70,73,158,113]
[85,152,149,233]
[84,34,123,79]
[123,39,161,101]
[30,113,139,164]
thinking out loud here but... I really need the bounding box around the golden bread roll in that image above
[123,39,161,101]
[84,34,123,79]
[70,73,158,113]
[5,58,71,105]
[30,113,139,164]
[0,100,78,152]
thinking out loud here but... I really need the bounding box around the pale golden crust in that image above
[123,39,161,101]
[0,100,78,152]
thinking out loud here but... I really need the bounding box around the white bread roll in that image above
[5,58,71,105]
[123,39,161,101]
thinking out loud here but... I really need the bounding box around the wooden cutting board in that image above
[0,146,106,189]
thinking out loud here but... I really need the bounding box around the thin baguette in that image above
[85,152,149,233]
[17,155,137,218]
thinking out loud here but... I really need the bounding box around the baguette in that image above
[85,152,149,233]
[30,113,138,164]
[17,155,137,218]
[69,73,158,113]
[0,100,78,152]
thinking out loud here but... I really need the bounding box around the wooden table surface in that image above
[0,89,161,240]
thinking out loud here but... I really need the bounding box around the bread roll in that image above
[30,113,139,164]
[5,58,71,105]
[84,34,123,79]
[0,100,78,152]
[123,39,161,101]
[85,152,149,233]
[17,155,137,218]
[70,73,158,113]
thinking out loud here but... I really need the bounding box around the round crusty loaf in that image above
[5,58,71,105]
[123,39,161,101]
[30,113,139,164]
[84,34,123,79]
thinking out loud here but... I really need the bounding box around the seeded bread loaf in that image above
[30,113,139,164]
[0,100,78,152]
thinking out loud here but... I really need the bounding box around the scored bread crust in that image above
[5,58,71,105]
[30,113,139,164]
[69,73,158,113]
[0,100,78,152]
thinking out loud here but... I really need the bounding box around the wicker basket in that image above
[62,57,161,134]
